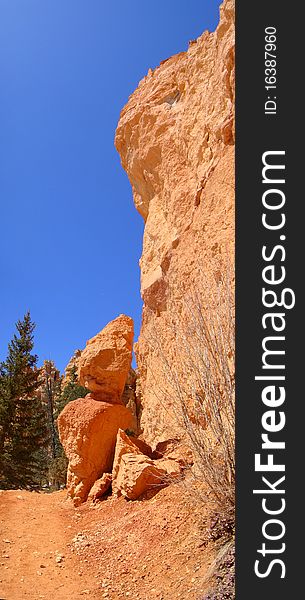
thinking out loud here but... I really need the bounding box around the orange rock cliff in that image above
[58,0,235,505]
[115,0,235,446]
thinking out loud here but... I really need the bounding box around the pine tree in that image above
[0,312,49,489]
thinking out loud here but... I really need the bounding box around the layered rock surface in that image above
[115,0,235,445]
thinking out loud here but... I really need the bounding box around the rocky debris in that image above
[115,0,235,446]
[78,314,134,403]
[72,532,91,550]
[112,429,182,500]
[57,398,134,505]
[113,453,169,500]
[55,552,65,564]
[88,473,112,502]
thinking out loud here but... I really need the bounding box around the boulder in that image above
[156,458,182,480]
[112,429,182,500]
[88,473,112,502]
[113,453,168,500]
[112,429,143,496]
[112,429,153,458]
[57,397,134,506]
[78,314,134,403]
[130,436,153,458]
[152,438,181,459]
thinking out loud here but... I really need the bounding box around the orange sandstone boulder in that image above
[88,473,112,502]
[155,458,182,481]
[57,397,134,506]
[112,429,182,500]
[130,436,153,458]
[113,453,168,500]
[78,315,134,403]
[112,429,143,496]
[113,429,153,458]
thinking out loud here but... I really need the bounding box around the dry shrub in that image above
[146,263,235,521]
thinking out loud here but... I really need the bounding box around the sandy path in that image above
[0,490,100,600]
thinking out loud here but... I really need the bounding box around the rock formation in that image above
[112,429,143,494]
[112,429,182,500]
[78,314,134,403]
[114,454,169,501]
[57,315,136,505]
[115,0,235,445]
[63,349,82,385]
[58,397,134,506]
[88,473,112,502]
[59,0,235,509]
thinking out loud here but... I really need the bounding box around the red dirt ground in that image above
[0,483,218,600]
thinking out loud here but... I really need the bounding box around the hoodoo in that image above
[57,315,136,505]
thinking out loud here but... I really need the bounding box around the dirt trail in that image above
[0,490,100,600]
[0,483,219,600]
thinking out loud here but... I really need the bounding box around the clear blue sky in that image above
[0,0,222,373]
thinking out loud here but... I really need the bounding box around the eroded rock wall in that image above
[115,0,235,446]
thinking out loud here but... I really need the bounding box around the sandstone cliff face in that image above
[115,0,235,446]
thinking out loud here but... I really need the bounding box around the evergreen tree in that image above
[0,312,49,489]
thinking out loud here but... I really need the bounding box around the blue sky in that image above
[0,0,222,373]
